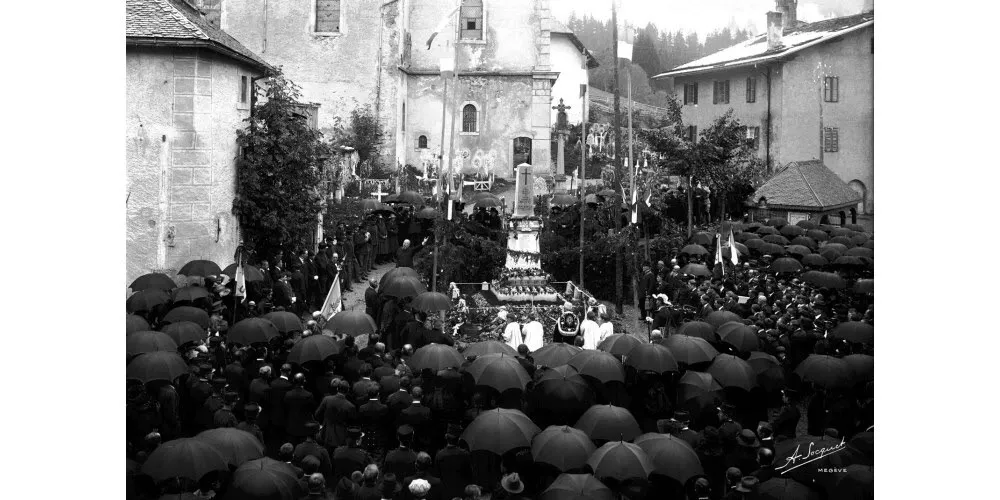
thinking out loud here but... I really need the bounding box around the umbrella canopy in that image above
[765,217,788,227]
[262,312,304,334]
[464,340,518,358]
[769,257,804,274]
[680,244,708,256]
[824,242,849,253]
[532,426,597,472]
[286,335,342,365]
[830,321,874,344]
[127,351,190,384]
[828,227,853,237]
[690,232,713,246]
[800,271,846,289]
[474,196,503,208]
[574,404,641,442]
[829,236,856,248]
[755,225,780,235]
[845,223,866,231]
[707,354,758,391]
[831,465,873,500]
[800,254,829,268]
[850,233,871,245]
[142,437,229,482]
[744,238,766,250]
[796,219,819,229]
[818,248,843,262]
[717,322,760,352]
[541,473,613,500]
[806,229,829,241]
[747,351,785,391]
[757,478,821,500]
[633,433,704,484]
[862,239,874,249]
[834,255,869,269]
[127,314,151,335]
[178,260,223,277]
[567,350,626,383]
[534,370,595,413]
[222,263,266,282]
[758,242,786,256]
[843,354,874,384]
[126,331,179,357]
[551,193,579,206]
[462,408,540,454]
[705,310,742,329]
[676,321,716,342]
[172,288,216,305]
[785,245,812,257]
[853,279,874,295]
[795,354,853,389]
[467,353,532,392]
[162,306,210,329]
[533,343,583,367]
[725,242,749,258]
[409,343,465,372]
[384,193,400,203]
[127,289,171,314]
[415,207,439,219]
[597,334,641,357]
[790,236,818,249]
[677,371,723,412]
[229,457,303,500]
[381,275,427,299]
[130,273,177,292]
[679,263,711,277]
[587,441,654,482]
[196,428,265,467]
[161,321,206,346]
[327,310,378,337]
[845,247,873,258]
[659,334,719,365]
[779,224,806,237]
[379,266,421,288]
[397,190,424,204]
[625,343,678,374]
[411,291,452,313]
[763,234,790,245]
[228,318,280,345]
[735,232,758,243]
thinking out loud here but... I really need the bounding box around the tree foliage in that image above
[232,72,328,258]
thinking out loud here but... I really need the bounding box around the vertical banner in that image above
[319,272,343,320]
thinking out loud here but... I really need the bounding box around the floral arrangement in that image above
[499,268,551,281]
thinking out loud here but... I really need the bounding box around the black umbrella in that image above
[142,437,229,482]
[464,341,518,357]
[411,291,452,312]
[596,188,617,198]
[597,334,641,357]
[127,289,171,314]
[676,321,717,342]
[532,427,597,473]
[831,465,873,500]
[633,433,704,484]
[229,457,303,500]
[534,369,595,414]
[748,351,786,391]
[757,242,786,256]
[228,318,281,345]
[127,351,190,384]
[854,279,874,295]
[625,343,678,374]
[800,254,829,268]
[795,219,819,229]
[126,331,179,357]
[677,371,723,413]
[828,227,853,237]
[690,232,713,246]
[286,335,342,365]
[381,275,427,299]
[262,311,304,334]
[679,263,711,277]
[327,310,378,337]
[763,234,790,245]
[744,238,766,250]
[127,314,151,335]
[222,263,266,282]
[785,245,812,257]
[467,354,531,392]
[161,321,206,346]
[716,321,759,352]
[830,235,856,247]
[587,441,654,482]
[862,239,873,249]
[552,193,579,206]
[359,198,381,211]
[707,354,757,391]
[533,343,583,367]
[765,217,788,227]
[659,334,719,365]
[843,354,874,384]
[818,248,843,262]
[824,242,849,253]
[681,244,709,256]
[379,266,421,288]
[171,286,211,303]
[800,271,846,289]
[178,260,223,277]
[162,306,210,329]
[735,232,758,243]
[790,236,818,249]
[196,428,265,467]
[567,350,625,383]
[757,478,822,500]
[130,273,177,291]
[830,321,874,344]
[755,226,780,236]
[574,404,641,442]
[409,343,465,372]
[779,225,806,237]
[705,310,742,329]
[541,473,613,500]
[806,229,829,241]
[462,408,540,454]
[795,355,852,389]
[397,190,424,204]
[769,257,803,274]
[415,207,439,220]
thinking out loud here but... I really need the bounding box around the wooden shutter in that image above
[316,0,340,32]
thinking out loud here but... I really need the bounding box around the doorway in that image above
[513,136,532,175]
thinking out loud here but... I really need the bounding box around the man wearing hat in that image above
[294,422,333,483]
[333,427,369,485]
[499,472,527,499]
[434,425,471,500]
[383,425,418,481]
[638,262,657,320]
[669,411,703,449]
[268,364,295,444]
[403,452,442,500]
[728,429,760,475]
[726,476,759,500]
[236,403,265,445]
[247,366,272,429]
[717,404,743,450]
[366,279,382,323]
[377,472,403,500]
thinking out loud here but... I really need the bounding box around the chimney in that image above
[776,0,798,29]
[766,11,784,51]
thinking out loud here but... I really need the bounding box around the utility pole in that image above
[579,63,587,289]
[611,0,624,314]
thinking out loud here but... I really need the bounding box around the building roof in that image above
[550,20,600,69]
[126,0,273,73]
[654,11,873,79]
[750,160,862,211]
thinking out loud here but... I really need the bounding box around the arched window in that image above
[417,135,428,149]
[848,179,867,215]
[462,104,478,133]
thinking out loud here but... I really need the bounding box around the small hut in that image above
[748,160,863,226]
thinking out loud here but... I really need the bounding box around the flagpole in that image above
[579,50,587,290]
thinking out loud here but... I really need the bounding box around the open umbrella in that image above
[633,433,704,484]
[381,275,427,299]
[785,245,812,257]
[757,478,821,500]
[262,312,304,334]
[779,224,805,237]
[831,465,873,500]
[410,343,465,372]
[327,310,377,337]
[196,428,265,467]
[574,404,641,442]
[707,354,757,391]
[828,226,853,237]
[735,232,758,243]
[659,334,718,365]
[127,289,171,314]
[532,426,597,472]
[127,331,179,357]
[677,371,723,412]
[462,408,540,454]
[467,353,531,392]
[723,242,749,260]
[380,266,421,288]
[625,343,678,374]
[127,351,189,384]
[790,236,817,249]
[676,321,716,342]
[415,207,439,220]
[533,343,583,367]
[130,273,177,292]
[567,350,626,383]
[805,229,829,241]
[843,354,874,384]
[834,255,869,269]
[411,291,452,313]
[862,238,874,249]
[845,246,873,258]
[800,254,829,268]
[127,314,151,335]
[705,311,742,329]
[551,193,578,206]
[796,219,819,229]
[541,473,613,500]
[464,341,518,358]
[229,457,302,500]
[744,238,766,250]
[679,263,711,277]
[756,225,779,235]
[748,351,785,391]
[162,306,210,328]
[171,285,211,304]
[397,190,424,204]
[818,248,843,262]
[829,236,856,248]
[222,263,266,282]
[716,322,759,352]
[286,335,342,365]
[763,234,790,245]
[690,232,713,246]
[830,321,874,344]
[142,437,229,482]
[534,370,595,414]
[758,242,786,256]
[765,217,788,227]
[824,242,849,253]
[769,257,803,274]
[680,244,708,256]
[800,271,846,289]
[178,260,223,277]
[587,441,654,482]
[795,354,853,389]
[853,279,874,295]
[597,334,641,357]
[228,318,280,345]
[161,321,206,346]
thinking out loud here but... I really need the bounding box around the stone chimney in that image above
[766,11,784,51]
[776,0,798,30]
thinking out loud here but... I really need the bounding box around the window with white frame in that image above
[315,0,341,33]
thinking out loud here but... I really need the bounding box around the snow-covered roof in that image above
[653,11,873,79]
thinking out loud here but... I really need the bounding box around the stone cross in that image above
[513,163,535,218]
[371,185,388,201]
[553,98,571,132]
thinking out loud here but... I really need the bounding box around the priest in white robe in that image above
[503,313,524,350]
[521,315,544,352]
[580,311,602,350]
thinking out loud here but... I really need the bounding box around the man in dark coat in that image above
[638,262,657,319]
[236,403,266,446]
[314,380,356,451]
[397,387,433,453]
[290,265,308,315]
[771,389,801,441]
[268,364,295,444]
[402,452,443,500]
[383,426,418,482]
[294,422,334,483]
[386,376,413,418]
[354,225,370,280]
[358,386,390,455]
[285,373,318,439]
[395,237,428,268]
[434,428,472,500]
[352,364,381,406]
[272,274,296,310]
[247,366,272,430]
[365,280,381,324]
[332,428,369,484]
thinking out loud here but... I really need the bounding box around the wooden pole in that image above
[611,1,624,315]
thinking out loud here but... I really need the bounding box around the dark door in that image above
[513,136,532,175]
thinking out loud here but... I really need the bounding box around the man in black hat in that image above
[332,427,369,485]
[196,377,228,432]
[434,426,471,500]
[285,373,318,440]
[661,410,702,449]
[236,403,265,446]
[726,476,759,500]
[397,387,432,453]
[728,429,760,476]
[383,425,418,481]
[294,422,333,484]
[365,279,381,324]
[315,379,356,453]
[771,388,801,441]
[638,262,657,320]
[377,472,403,500]
[403,452,442,500]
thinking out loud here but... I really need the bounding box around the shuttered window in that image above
[824,127,839,152]
[746,76,757,103]
[316,0,341,33]
[460,0,483,41]
[683,83,698,105]
[713,80,730,104]
[687,125,698,143]
[824,76,839,102]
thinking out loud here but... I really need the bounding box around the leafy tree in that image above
[232,72,328,258]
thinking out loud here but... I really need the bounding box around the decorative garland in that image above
[499,268,551,281]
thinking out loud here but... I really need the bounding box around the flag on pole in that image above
[425,0,463,49]
[715,233,725,276]
[630,160,639,224]
[728,229,739,266]
[319,273,343,320]
[617,40,633,60]
[235,263,247,303]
